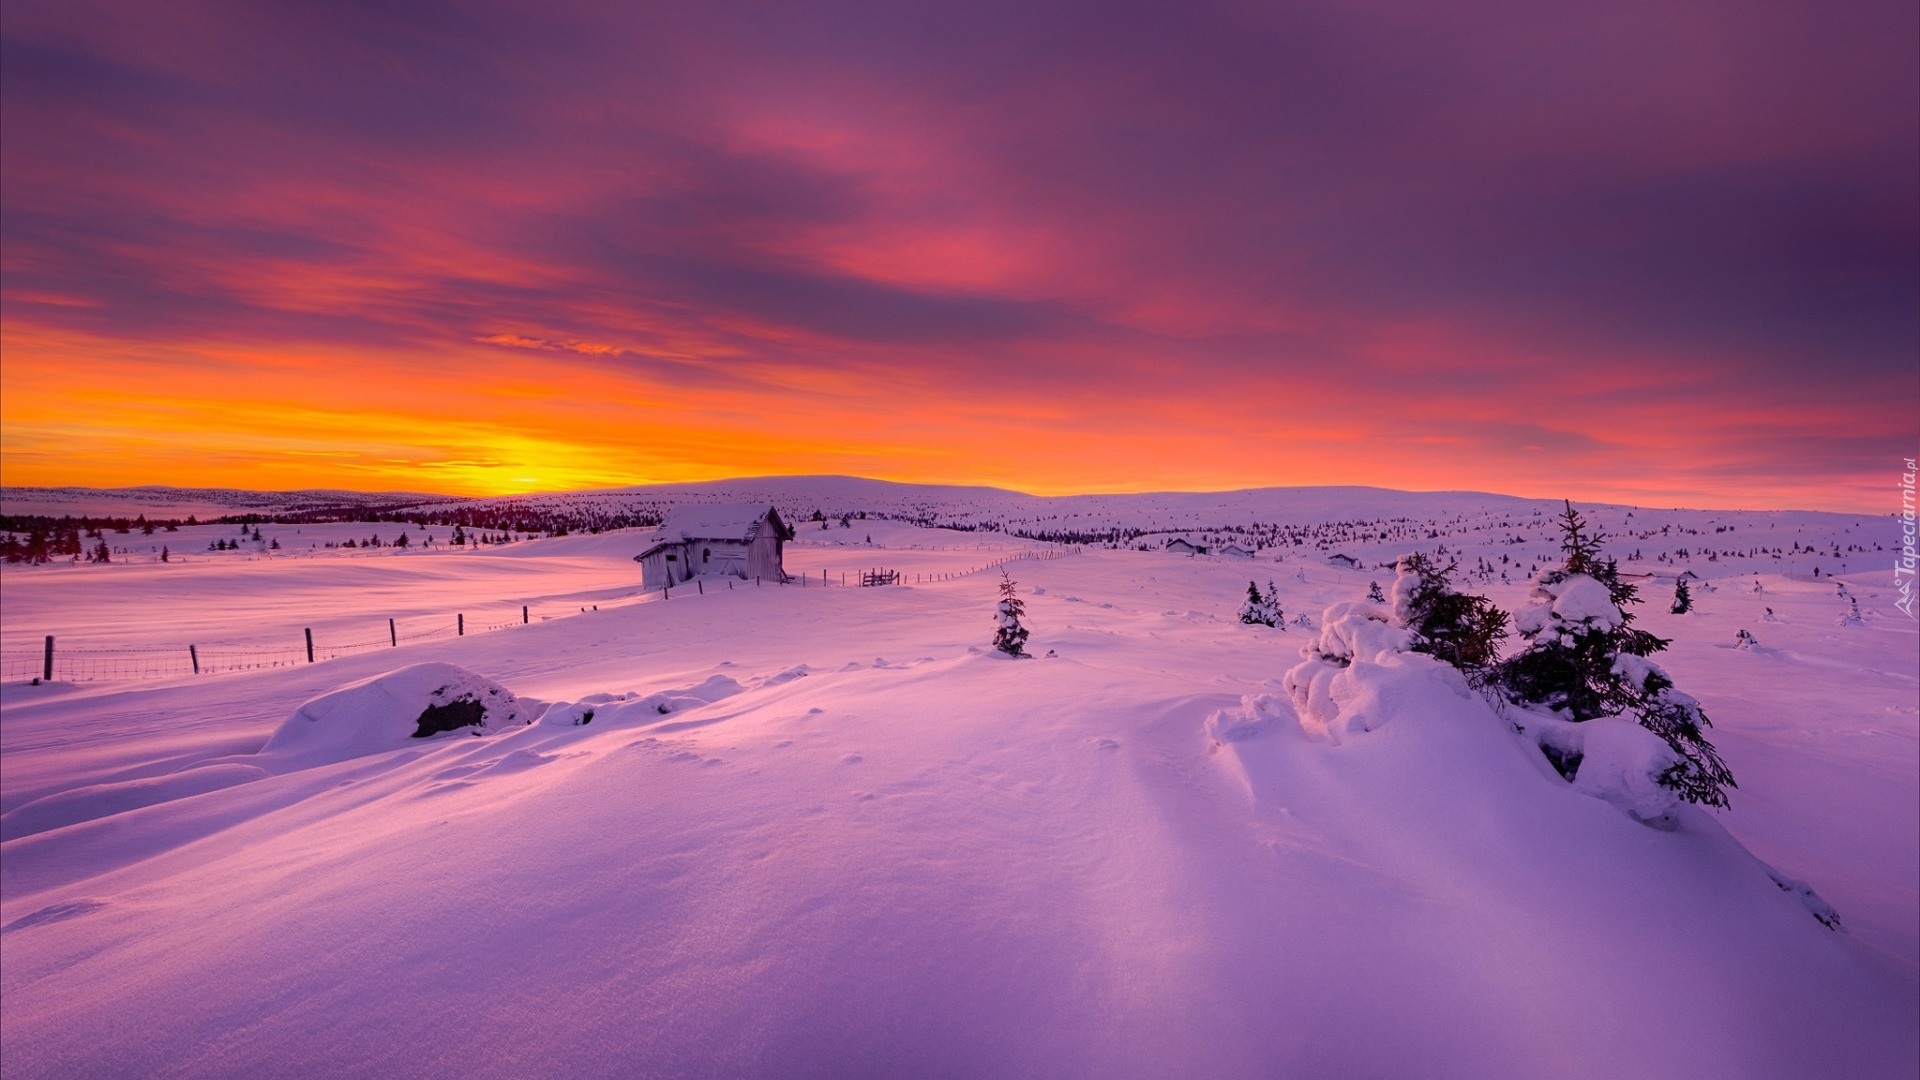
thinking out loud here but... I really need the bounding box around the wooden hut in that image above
[635,504,794,590]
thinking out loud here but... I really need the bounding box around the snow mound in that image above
[0,763,269,841]
[538,702,600,727]
[260,663,528,765]
[1563,717,1685,821]
[1205,693,1293,742]
[542,675,746,728]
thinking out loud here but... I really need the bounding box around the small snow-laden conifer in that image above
[1366,581,1386,603]
[1239,581,1268,625]
[1838,597,1863,626]
[1670,578,1692,614]
[993,571,1030,657]
[1237,581,1281,627]
[1390,552,1507,677]
[1498,501,1735,808]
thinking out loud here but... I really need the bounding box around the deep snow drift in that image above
[1,503,1915,1079]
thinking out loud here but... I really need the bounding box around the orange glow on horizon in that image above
[0,320,1899,513]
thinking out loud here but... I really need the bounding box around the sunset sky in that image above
[2,0,1914,511]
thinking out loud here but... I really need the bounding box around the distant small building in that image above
[1219,544,1254,559]
[635,504,794,590]
[1326,552,1361,569]
[1164,537,1208,556]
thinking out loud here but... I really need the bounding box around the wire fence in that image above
[2,547,1080,684]
[1,616,480,683]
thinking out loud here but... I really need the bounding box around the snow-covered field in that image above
[2,486,1915,1079]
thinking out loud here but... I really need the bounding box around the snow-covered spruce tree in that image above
[1498,501,1736,808]
[1390,552,1507,677]
[1239,581,1269,625]
[1237,581,1281,627]
[1670,578,1692,614]
[993,570,1030,657]
[1366,580,1386,604]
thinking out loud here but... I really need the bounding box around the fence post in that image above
[390,618,397,646]
[522,605,528,624]
[189,644,199,675]
[305,628,314,663]
[698,579,704,595]
[458,614,464,636]
[43,635,54,681]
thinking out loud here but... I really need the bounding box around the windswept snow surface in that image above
[2,511,1915,1079]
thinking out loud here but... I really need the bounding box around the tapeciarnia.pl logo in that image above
[1897,457,1917,620]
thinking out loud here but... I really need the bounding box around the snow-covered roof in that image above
[638,504,792,557]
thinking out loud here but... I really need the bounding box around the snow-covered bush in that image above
[1497,502,1735,808]
[1282,601,1420,737]
[1670,578,1692,614]
[1204,693,1291,742]
[993,571,1029,657]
